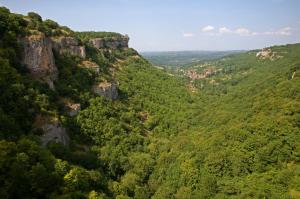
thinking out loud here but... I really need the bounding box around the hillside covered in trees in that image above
[0,7,300,199]
[141,50,244,68]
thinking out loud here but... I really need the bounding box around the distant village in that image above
[181,64,223,80]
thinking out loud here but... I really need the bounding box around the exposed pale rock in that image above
[21,34,88,90]
[80,60,100,74]
[58,98,81,116]
[51,36,86,58]
[89,35,129,49]
[66,103,81,117]
[184,67,221,80]
[256,48,282,61]
[34,115,69,147]
[92,81,118,100]
[21,33,57,89]
[90,38,105,49]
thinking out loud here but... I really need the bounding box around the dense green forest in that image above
[0,7,300,199]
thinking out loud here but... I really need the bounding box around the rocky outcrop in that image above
[90,35,129,49]
[256,48,282,61]
[58,98,81,116]
[51,36,86,58]
[40,121,69,147]
[92,81,118,100]
[184,67,222,80]
[21,34,88,89]
[34,115,69,147]
[66,103,81,117]
[21,33,57,89]
[80,60,100,74]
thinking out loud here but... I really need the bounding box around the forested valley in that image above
[0,7,300,199]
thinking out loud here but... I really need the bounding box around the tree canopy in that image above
[0,7,300,199]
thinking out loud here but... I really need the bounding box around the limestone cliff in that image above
[34,115,69,147]
[21,33,88,89]
[21,31,123,98]
[92,81,118,100]
[80,60,100,74]
[90,35,129,49]
[51,36,86,58]
[21,33,57,89]
[256,48,282,61]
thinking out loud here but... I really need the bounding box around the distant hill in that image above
[141,50,244,67]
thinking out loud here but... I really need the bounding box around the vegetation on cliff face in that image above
[75,31,124,43]
[0,7,300,199]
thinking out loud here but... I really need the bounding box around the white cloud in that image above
[276,27,292,35]
[261,27,292,36]
[219,27,231,34]
[235,28,250,36]
[183,33,195,37]
[202,25,215,32]
[261,31,273,35]
[251,32,259,36]
[200,25,292,37]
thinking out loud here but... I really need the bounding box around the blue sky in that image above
[1,0,300,51]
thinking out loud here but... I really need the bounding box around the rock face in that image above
[21,33,58,89]
[40,121,69,147]
[80,60,100,74]
[21,34,88,89]
[90,35,129,49]
[184,67,222,80]
[34,115,69,147]
[66,103,81,117]
[256,48,282,61]
[52,36,86,58]
[92,81,118,100]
